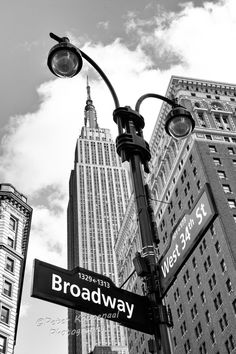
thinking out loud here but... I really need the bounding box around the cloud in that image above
[125,0,236,83]
[97,21,109,30]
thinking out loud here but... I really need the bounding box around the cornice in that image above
[0,192,32,217]
[0,243,24,261]
[169,76,236,95]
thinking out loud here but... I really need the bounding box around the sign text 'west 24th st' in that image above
[159,185,217,296]
[31,259,153,334]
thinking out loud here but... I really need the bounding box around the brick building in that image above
[0,183,32,354]
[115,76,236,354]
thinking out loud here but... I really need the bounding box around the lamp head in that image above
[47,41,83,78]
[165,105,195,139]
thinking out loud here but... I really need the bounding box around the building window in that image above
[209,273,217,291]
[184,338,191,353]
[210,330,216,344]
[204,256,211,272]
[226,278,233,293]
[9,216,17,232]
[214,292,223,310]
[199,244,204,255]
[209,145,217,153]
[187,286,194,302]
[180,321,187,336]
[223,184,232,193]
[228,147,234,155]
[205,310,211,324]
[196,274,201,285]
[0,335,7,354]
[194,322,202,339]
[206,134,212,140]
[199,341,207,354]
[197,180,201,190]
[213,158,221,166]
[0,306,10,324]
[200,291,206,304]
[215,241,221,253]
[222,313,229,327]
[174,288,180,302]
[183,270,190,284]
[218,170,226,179]
[7,237,14,248]
[3,281,12,298]
[225,334,235,354]
[196,111,207,127]
[228,199,236,208]
[220,258,227,273]
[190,303,198,320]
[173,336,177,347]
[5,257,14,273]
[232,299,236,315]
[192,257,197,269]
[177,304,183,318]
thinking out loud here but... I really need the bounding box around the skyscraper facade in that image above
[0,183,32,354]
[67,81,130,354]
[115,76,236,354]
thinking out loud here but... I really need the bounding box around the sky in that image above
[0,0,236,353]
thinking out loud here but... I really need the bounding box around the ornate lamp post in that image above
[47,33,195,354]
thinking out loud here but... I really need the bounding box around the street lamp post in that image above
[47,33,195,354]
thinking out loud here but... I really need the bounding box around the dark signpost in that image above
[159,184,217,296]
[32,259,154,334]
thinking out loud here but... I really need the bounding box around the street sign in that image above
[159,184,217,297]
[31,259,154,334]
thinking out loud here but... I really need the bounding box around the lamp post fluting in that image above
[47,33,195,354]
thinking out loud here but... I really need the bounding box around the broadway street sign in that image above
[31,259,154,334]
[159,184,217,297]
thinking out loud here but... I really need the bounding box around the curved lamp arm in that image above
[135,93,178,113]
[49,32,120,109]
[79,49,120,108]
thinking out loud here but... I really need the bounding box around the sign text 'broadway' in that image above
[31,259,153,334]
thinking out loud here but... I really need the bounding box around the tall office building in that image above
[67,80,130,354]
[0,183,32,354]
[115,76,236,354]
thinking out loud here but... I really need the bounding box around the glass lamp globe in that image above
[165,106,195,139]
[48,43,83,78]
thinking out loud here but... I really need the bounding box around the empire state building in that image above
[67,79,130,354]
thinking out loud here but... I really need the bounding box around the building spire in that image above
[86,76,91,101]
[84,76,99,129]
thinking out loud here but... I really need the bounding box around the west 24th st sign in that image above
[32,259,154,335]
[159,184,217,296]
